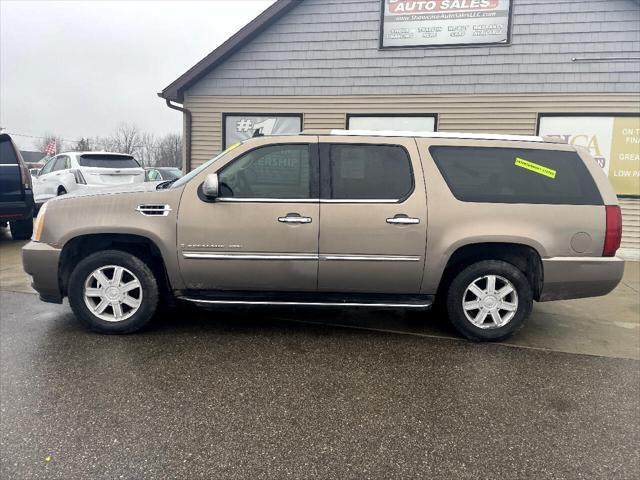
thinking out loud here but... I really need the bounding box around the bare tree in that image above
[72,137,92,152]
[105,123,141,155]
[155,133,182,168]
[34,133,65,155]
[137,132,157,167]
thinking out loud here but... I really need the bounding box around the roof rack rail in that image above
[328,129,547,143]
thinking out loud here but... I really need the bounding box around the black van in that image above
[0,134,34,239]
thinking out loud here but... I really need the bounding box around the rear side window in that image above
[79,154,140,168]
[429,146,602,205]
[327,144,413,200]
[0,138,18,164]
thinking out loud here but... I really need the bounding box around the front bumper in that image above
[22,241,63,303]
[539,256,625,302]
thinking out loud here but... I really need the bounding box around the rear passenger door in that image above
[317,137,427,294]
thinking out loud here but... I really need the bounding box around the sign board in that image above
[380,0,512,48]
[538,114,640,196]
[347,115,437,132]
[223,114,302,148]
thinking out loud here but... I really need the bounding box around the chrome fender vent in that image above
[135,204,172,216]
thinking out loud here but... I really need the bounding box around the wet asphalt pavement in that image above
[1,290,639,479]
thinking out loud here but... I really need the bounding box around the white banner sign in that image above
[539,115,640,196]
[224,114,302,148]
[381,0,512,48]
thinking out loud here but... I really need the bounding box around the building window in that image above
[347,114,437,132]
[537,113,640,197]
[222,113,303,148]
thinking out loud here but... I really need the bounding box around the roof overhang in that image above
[159,0,299,103]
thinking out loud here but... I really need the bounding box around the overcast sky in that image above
[0,0,276,151]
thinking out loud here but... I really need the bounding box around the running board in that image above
[177,291,433,310]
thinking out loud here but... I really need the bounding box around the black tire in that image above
[57,187,67,196]
[9,218,33,240]
[446,260,532,342]
[68,250,159,334]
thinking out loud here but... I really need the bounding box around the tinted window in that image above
[0,137,18,164]
[79,154,140,168]
[327,144,413,200]
[219,144,314,199]
[430,146,602,205]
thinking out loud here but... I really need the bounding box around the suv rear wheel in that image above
[68,250,159,334]
[446,260,532,341]
[9,218,33,240]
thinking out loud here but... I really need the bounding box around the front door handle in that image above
[278,213,312,224]
[386,214,420,225]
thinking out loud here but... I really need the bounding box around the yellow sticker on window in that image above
[514,157,556,179]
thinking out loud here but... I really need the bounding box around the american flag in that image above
[44,141,56,156]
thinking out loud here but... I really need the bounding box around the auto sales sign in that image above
[381,0,512,48]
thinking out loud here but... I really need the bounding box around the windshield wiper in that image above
[156,179,178,190]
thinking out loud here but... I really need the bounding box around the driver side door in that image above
[176,137,320,292]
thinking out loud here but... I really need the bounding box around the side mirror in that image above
[202,173,219,199]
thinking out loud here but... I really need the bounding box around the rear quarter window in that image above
[0,138,18,164]
[429,146,603,205]
[79,154,140,168]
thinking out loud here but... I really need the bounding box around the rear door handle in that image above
[386,215,420,225]
[278,213,312,224]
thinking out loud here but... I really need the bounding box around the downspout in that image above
[162,97,192,173]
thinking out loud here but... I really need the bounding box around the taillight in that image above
[19,162,32,189]
[71,169,87,184]
[603,205,622,257]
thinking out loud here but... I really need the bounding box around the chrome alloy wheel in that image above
[462,275,519,329]
[83,265,143,322]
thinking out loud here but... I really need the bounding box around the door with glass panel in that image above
[177,138,320,292]
[317,137,427,293]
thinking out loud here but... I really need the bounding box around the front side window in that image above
[39,158,55,175]
[218,144,315,199]
[326,144,413,200]
[429,146,603,205]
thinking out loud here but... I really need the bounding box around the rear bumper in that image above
[539,256,625,301]
[0,192,35,221]
[22,241,63,303]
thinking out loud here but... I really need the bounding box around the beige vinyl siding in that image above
[184,92,640,167]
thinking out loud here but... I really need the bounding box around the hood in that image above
[48,181,163,203]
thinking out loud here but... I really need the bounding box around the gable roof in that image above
[159,0,299,103]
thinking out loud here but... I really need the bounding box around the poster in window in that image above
[380,0,512,48]
[538,115,640,196]
[223,114,302,148]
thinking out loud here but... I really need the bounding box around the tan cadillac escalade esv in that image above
[22,131,624,341]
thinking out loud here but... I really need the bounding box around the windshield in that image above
[79,154,140,168]
[169,143,242,189]
[158,168,182,180]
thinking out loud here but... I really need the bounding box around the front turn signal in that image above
[33,202,48,242]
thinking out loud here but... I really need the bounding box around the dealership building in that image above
[160,0,640,251]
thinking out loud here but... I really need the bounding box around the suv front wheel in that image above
[446,260,532,341]
[68,250,159,334]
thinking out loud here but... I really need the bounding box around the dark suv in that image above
[0,134,34,239]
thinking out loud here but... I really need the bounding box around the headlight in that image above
[33,202,48,242]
